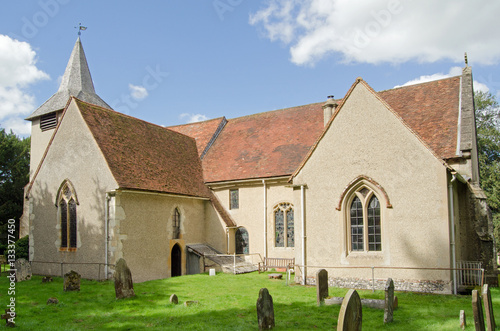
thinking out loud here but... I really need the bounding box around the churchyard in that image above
[1,268,499,330]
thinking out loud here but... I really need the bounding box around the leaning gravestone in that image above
[337,289,362,331]
[63,270,80,291]
[114,258,135,299]
[257,288,275,330]
[471,290,485,331]
[481,284,496,331]
[317,269,329,306]
[170,294,178,304]
[14,258,32,282]
[459,310,466,330]
[384,278,394,323]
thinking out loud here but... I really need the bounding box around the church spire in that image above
[26,37,111,120]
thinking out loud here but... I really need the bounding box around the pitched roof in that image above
[194,76,461,183]
[75,99,210,198]
[168,117,227,157]
[201,103,325,183]
[26,38,110,120]
[379,76,461,160]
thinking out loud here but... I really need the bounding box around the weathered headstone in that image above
[460,310,467,330]
[481,284,496,331]
[384,278,394,323]
[42,276,53,283]
[47,297,59,305]
[471,290,485,331]
[337,289,362,331]
[14,258,32,282]
[184,301,199,307]
[63,270,80,292]
[114,258,135,299]
[257,288,275,330]
[1,308,15,327]
[170,294,178,304]
[316,269,329,306]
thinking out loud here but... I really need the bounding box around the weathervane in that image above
[75,23,87,36]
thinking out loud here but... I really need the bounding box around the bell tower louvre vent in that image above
[40,112,58,131]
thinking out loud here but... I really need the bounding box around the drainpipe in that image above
[301,184,306,285]
[263,180,268,260]
[448,175,457,294]
[104,193,111,280]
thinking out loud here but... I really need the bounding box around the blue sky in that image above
[1,0,500,136]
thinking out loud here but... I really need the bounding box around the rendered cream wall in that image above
[211,179,295,260]
[293,82,451,283]
[28,101,118,279]
[117,191,208,282]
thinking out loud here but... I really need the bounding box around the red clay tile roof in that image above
[199,76,460,183]
[75,98,211,198]
[379,76,460,160]
[169,117,227,157]
[201,104,325,183]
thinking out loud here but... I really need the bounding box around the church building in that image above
[21,38,497,294]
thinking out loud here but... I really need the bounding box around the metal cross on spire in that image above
[75,23,87,36]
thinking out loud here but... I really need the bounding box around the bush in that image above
[15,235,29,260]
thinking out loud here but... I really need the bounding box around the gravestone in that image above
[384,278,394,323]
[184,301,199,307]
[316,269,329,306]
[257,288,275,330]
[460,310,466,330]
[481,284,496,331]
[1,308,15,327]
[114,258,135,299]
[14,258,32,282]
[170,294,178,304]
[42,276,53,283]
[63,270,80,291]
[471,290,485,331]
[337,289,362,331]
[47,297,59,305]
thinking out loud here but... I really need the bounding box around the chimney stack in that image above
[322,95,338,126]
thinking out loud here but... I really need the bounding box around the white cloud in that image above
[0,34,49,135]
[250,0,500,65]
[395,66,490,93]
[129,84,148,100]
[1,117,31,136]
[179,113,209,123]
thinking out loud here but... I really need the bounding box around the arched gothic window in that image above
[173,208,181,239]
[348,188,381,252]
[57,180,78,250]
[274,203,294,247]
[235,227,249,254]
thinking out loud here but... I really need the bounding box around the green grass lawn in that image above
[0,270,498,330]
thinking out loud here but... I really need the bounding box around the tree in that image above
[475,91,500,249]
[0,128,30,252]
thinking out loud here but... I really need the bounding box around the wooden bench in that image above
[258,257,295,273]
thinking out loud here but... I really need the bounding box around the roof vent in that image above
[322,96,339,126]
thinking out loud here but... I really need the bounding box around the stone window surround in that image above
[273,202,294,248]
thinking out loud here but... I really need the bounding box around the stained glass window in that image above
[275,209,284,247]
[230,189,239,209]
[274,203,294,248]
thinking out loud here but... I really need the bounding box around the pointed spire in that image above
[26,38,111,120]
[57,37,96,95]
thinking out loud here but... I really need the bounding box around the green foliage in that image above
[15,235,29,259]
[0,272,498,330]
[0,127,30,242]
[475,91,500,248]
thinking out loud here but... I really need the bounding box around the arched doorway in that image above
[171,244,182,277]
[235,227,249,255]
